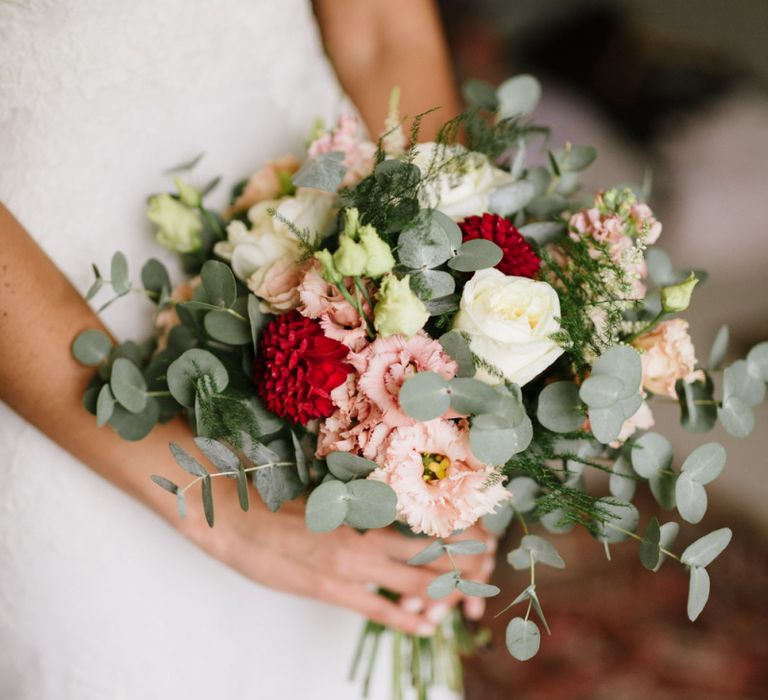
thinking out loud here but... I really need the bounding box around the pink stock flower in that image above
[371,421,512,538]
[350,334,458,428]
[630,202,662,244]
[308,114,376,187]
[298,261,371,351]
[633,319,700,398]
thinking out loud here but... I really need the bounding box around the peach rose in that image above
[225,155,300,218]
[633,319,699,398]
[248,258,309,314]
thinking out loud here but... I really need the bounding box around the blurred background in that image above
[435,1,768,697]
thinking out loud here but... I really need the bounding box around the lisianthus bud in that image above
[661,273,698,313]
[333,234,368,276]
[147,194,202,253]
[173,177,202,208]
[314,249,343,284]
[344,207,361,239]
[359,224,395,278]
[374,274,429,338]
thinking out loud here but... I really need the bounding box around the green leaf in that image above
[254,462,302,512]
[194,437,239,475]
[488,181,535,217]
[85,276,104,301]
[445,540,486,556]
[505,617,540,661]
[676,374,717,433]
[462,79,499,111]
[291,431,310,486]
[72,329,112,366]
[483,503,514,534]
[430,209,463,251]
[326,452,379,481]
[587,406,624,444]
[536,381,584,433]
[508,476,540,513]
[448,377,503,416]
[724,360,765,407]
[166,349,229,407]
[410,269,455,299]
[594,498,639,544]
[470,414,533,464]
[408,540,446,566]
[163,151,204,174]
[447,239,503,272]
[746,341,768,381]
[427,571,460,599]
[292,151,347,192]
[718,396,754,438]
[150,475,178,494]
[540,508,573,534]
[631,432,673,479]
[609,455,637,501]
[204,309,251,345]
[579,375,625,409]
[247,294,263,348]
[305,480,349,532]
[201,474,214,526]
[96,384,116,427]
[592,346,643,397]
[398,372,450,421]
[110,358,147,413]
[345,479,398,530]
[108,400,158,441]
[374,159,421,190]
[140,258,171,299]
[518,222,565,245]
[497,74,541,118]
[681,442,726,485]
[110,251,130,295]
[646,248,677,287]
[526,194,568,219]
[707,325,729,370]
[236,465,250,512]
[457,579,500,597]
[439,331,475,378]
[681,527,732,568]
[553,145,597,172]
[639,517,661,570]
[397,214,453,269]
[649,469,677,510]
[653,522,680,572]
[201,260,237,308]
[687,566,710,622]
[675,472,707,524]
[169,442,208,477]
[510,535,565,569]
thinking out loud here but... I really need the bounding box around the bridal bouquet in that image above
[72,76,768,698]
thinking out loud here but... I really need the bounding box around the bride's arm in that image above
[314,0,460,139]
[0,204,492,632]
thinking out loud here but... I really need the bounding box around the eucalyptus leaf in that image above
[201,260,237,308]
[96,384,116,427]
[427,571,460,599]
[526,194,567,219]
[194,437,239,475]
[579,375,625,409]
[540,508,573,534]
[408,540,446,566]
[445,540,486,556]
[631,432,674,479]
[587,406,624,444]
[292,151,347,192]
[447,239,503,272]
[639,517,661,570]
[718,396,754,438]
[305,480,348,532]
[505,617,540,661]
[609,455,637,501]
[497,74,541,118]
[398,214,453,269]
[687,566,711,622]
[518,221,565,245]
[554,145,597,172]
[675,472,707,524]
[506,548,531,571]
[457,579,500,598]
[430,209,463,251]
[326,452,379,481]
[462,79,499,111]
[110,251,130,295]
[345,479,398,530]
[72,329,112,366]
[85,276,104,301]
[108,400,158,441]
[483,503,514,534]
[166,349,228,407]
[681,442,726,485]
[410,269,455,299]
[676,374,717,433]
[519,534,565,569]
[253,462,302,512]
[204,309,251,345]
[594,498,639,544]
[681,527,732,568]
[141,258,171,299]
[746,341,768,381]
[649,469,677,510]
[247,294,263,348]
[236,465,250,512]
[708,325,729,370]
[470,414,532,464]
[398,372,450,421]
[646,248,677,287]
[425,294,460,316]
[536,381,584,433]
[724,360,765,407]
[169,442,208,477]
[439,331,475,378]
[448,377,503,416]
[507,476,540,513]
[653,522,680,572]
[592,345,642,396]
[488,181,535,216]
[110,358,147,413]
[291,431,310,486]
[150,475,178,494]
[198,475,214,526]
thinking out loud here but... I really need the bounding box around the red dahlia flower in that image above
[459,213,541,278]
[255,310,352,424]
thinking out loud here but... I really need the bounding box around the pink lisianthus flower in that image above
[298,261,372,351]
[371,421,512,538]
[308,114,376,187]
[350,334,458,428]
[632,319,700,398]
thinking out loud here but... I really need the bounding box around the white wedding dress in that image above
[0,1,420,698]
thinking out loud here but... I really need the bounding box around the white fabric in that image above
[0,1,410,698]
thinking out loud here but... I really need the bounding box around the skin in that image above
[0,2,490,634]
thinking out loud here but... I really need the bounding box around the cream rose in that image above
[453,268,564,386]
[410,142,514,221]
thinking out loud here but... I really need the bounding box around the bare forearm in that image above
[314,0,460,140]
[0,204,200,532]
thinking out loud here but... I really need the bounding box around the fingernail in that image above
[401,596,424,613]
[485,537,497,554]
[427,603,449,624]
[465,597,485,620]
[417,623,436,637]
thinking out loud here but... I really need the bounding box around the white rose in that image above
[410,142,514,221]
[453,268,564,386]
[213,189,334,282]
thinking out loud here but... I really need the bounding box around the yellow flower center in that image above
[421,453,451,482]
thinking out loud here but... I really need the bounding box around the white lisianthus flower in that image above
[213,189,334,283]
[410,142,514,221]
[453,268,564,386]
